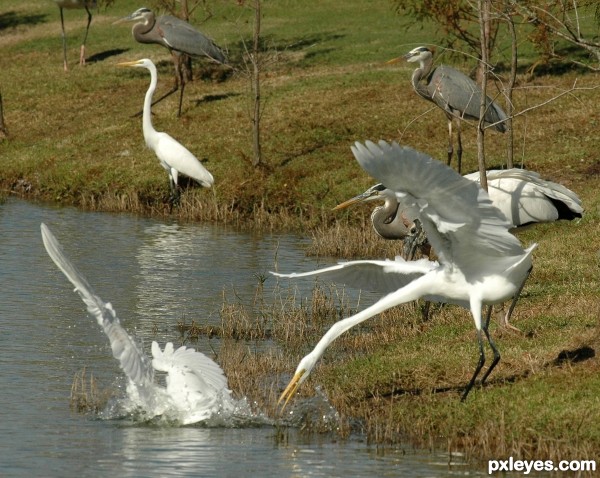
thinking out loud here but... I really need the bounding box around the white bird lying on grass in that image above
[41,223,235,424]
[274,140,537,408]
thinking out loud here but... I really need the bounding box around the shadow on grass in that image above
[0,11,47,31]
[87,48,129,64]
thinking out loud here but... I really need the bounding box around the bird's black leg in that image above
[167,176,180,207]
[177,81,185,118]
[480,306,501,385]
[80,5,93,66]
[461,329,486,402]
[60,8,68,72]
[500,266,533,331]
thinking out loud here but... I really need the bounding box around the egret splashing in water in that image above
[41,223,241,425]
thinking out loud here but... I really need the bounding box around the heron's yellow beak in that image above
[112,15,134,25]
[117,60,143,67]
[385,56,403,65]
[332,190,378,211]
[278,369,305,412]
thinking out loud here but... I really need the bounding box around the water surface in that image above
[0,198,486,477]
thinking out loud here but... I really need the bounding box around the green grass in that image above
[1,0,600,466]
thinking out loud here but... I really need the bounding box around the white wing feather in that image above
[351,141,525,266]
[41,223,154,387]
[273,257,437,296]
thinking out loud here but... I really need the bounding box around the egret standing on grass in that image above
[388,46,508,173]
[54,0,96,71]
[274,140,537,409]
[118,58,214,204]
[114,7,227,117]
[41,223,235,424]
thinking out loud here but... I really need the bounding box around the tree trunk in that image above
[251,0,262,167]
[477,0,490,191]
[506,10,518,169]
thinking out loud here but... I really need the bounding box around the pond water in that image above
[0,198,488,477]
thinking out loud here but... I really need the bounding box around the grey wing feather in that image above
[41,224,154,387]
[350,141,525,265]
[430,65,507,131]
[272,257,437,296]
[158,15,226,63]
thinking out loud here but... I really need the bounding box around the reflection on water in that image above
[0,198,486,477]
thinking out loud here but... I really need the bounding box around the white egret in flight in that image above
[274,141,537,408]
[41,223,234,424]
[335,169,582,329]
[389,46,508,173]
[118,58,214,204]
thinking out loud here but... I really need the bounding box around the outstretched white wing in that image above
[41,223,154,387]
[351,141,525,267]
[273,257,438,296]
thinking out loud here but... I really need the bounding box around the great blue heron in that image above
[274,140,536,408]
[114,7,227,117]
[335,169,582,329]
[41,223,235,424]
[117,58,214,204]
[389,46,508,173]
[54,0,96,71]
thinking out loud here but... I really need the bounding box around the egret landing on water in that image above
[274,140,537,409]
[118,58,214,205]
[54,0,96,71]
[41,223,236,424]
[388,46,508,173]
[114,7,227,117]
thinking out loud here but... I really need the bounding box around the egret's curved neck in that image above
[142,64,158,144]
[310,276,431,365]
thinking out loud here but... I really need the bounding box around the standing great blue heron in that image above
[388,46,508,173]
[335,169,582,329]
[54,0,96,71]
[41,223,235,424]
[117,59,214,204]
[114,7,227,117]
[274,140,536,408]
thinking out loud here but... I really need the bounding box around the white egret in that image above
[41,223,234,424]
[335,170,582,329]
[118,58,214,204]
[389,46,508,173]
[274,141,537,408]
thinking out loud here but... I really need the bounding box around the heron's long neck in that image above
[372,205,407,240]
[411,57,434,99]
[142,66,158,145]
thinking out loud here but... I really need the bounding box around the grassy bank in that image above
[2,0,599,467]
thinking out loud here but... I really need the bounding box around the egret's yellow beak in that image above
[278,369,305,412]
[117,60,143,67]
[332,190,378,211]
